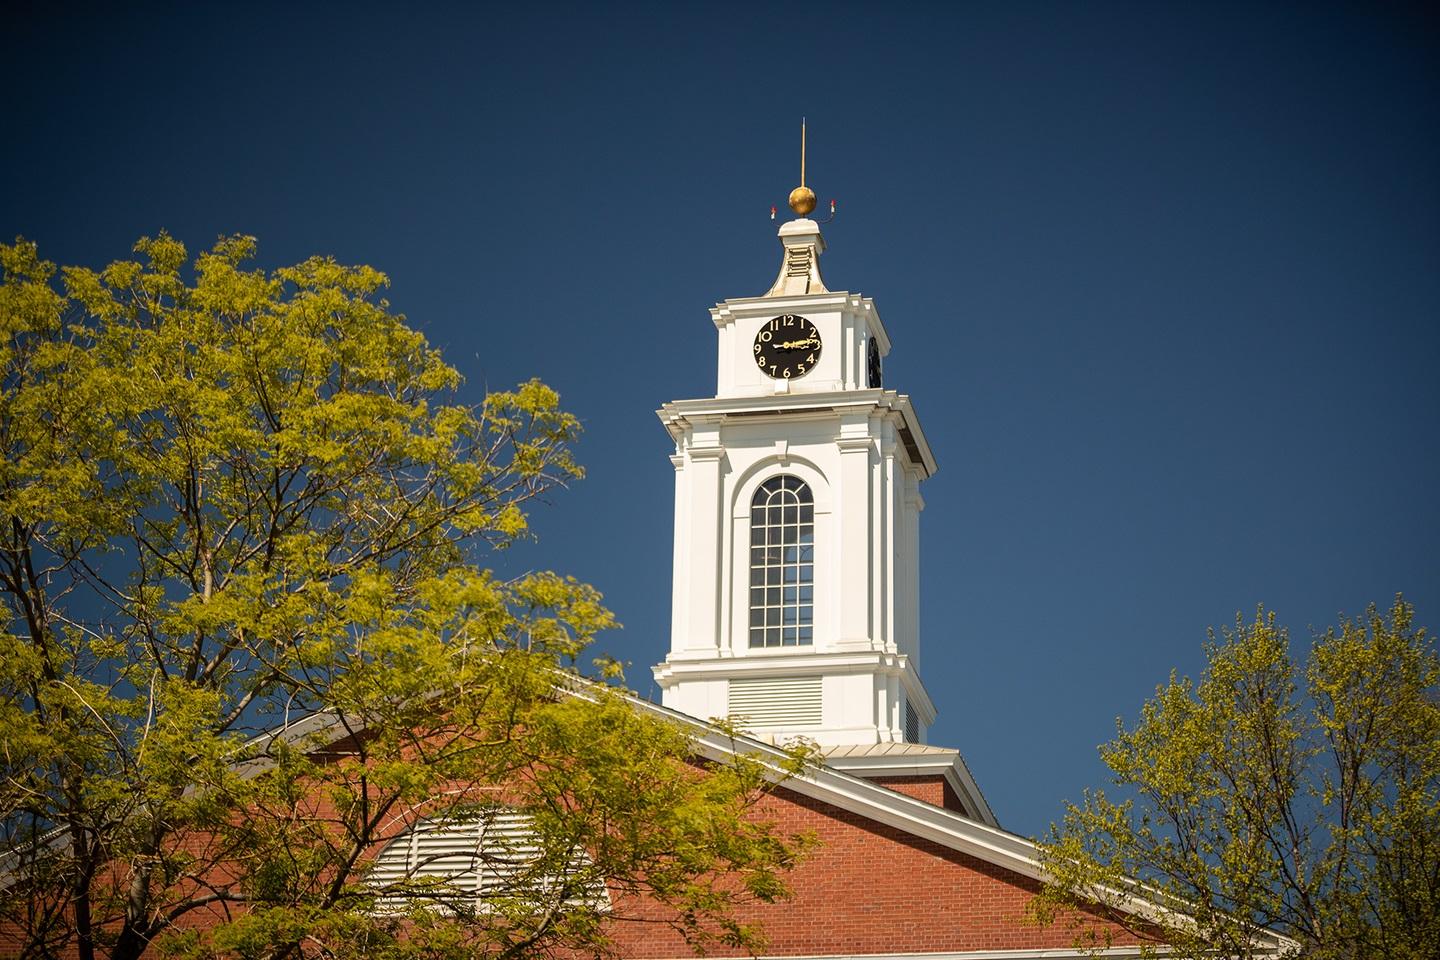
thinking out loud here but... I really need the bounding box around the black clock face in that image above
[867,337,883,388]
[753,314,822,380]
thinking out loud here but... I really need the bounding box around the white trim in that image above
[824,752,980,824]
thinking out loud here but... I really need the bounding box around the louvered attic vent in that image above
[728,675,822,728]
[785,247,811,278]
[368,809,608,914]
[904,701,920,744]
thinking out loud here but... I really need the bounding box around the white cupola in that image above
[650,131,995,825]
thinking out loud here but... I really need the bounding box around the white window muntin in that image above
[748,475,815,648]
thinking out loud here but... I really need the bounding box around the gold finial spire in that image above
[788,117,817,216]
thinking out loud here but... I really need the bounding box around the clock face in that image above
[867,337,883,388]
[754,314,822,380]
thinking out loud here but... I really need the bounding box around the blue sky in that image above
[5,1,1437,838]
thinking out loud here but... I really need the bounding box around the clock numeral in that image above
[754,315,820,382]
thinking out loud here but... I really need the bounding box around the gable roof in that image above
[610,690,1299,958]
[820,742,995,827]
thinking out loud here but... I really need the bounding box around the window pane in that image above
[749,475,815,652]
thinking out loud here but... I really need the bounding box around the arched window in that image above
[749,475,814,648]
[368,809,608,913]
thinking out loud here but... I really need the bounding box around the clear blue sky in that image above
[5,1,1437,838]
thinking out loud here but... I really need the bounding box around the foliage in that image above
[0,236,814,960]
[1032,598,1440,959]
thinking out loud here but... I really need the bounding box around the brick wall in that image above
[603,784,1145,957]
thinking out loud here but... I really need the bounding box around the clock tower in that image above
[652,139,994,823]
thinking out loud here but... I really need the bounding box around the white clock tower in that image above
[652,143,994,823]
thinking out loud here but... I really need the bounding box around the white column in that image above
[836,423,873,649]
[905,472,923,665]
[668,453,688,654]
[714,315,732,397]
[877,431,897,653]
[684,443,726,653]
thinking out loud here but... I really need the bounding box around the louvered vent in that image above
[785,246,811,277]
[904,701,920,744]
[728,676,822,728]
[369,809,607,913]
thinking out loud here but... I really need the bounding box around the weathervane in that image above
[770,118,837,223]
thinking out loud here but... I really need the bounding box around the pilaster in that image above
[683,442,726,654]
[836,426,874,650]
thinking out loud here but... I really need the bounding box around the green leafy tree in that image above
[1032,598,1440,959]
[0,236,813,960]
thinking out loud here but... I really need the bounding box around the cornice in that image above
[656,389,937,478]
[711,290,871,325]
[656,649,912,678]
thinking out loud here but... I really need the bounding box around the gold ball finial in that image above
[789,185,817,216]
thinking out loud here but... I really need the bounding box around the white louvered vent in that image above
[728,676,822,728]
[369,809,607,912]
[785,246,811,278]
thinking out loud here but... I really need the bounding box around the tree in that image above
[1032,598,1440,959]
[0,235,814,960]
